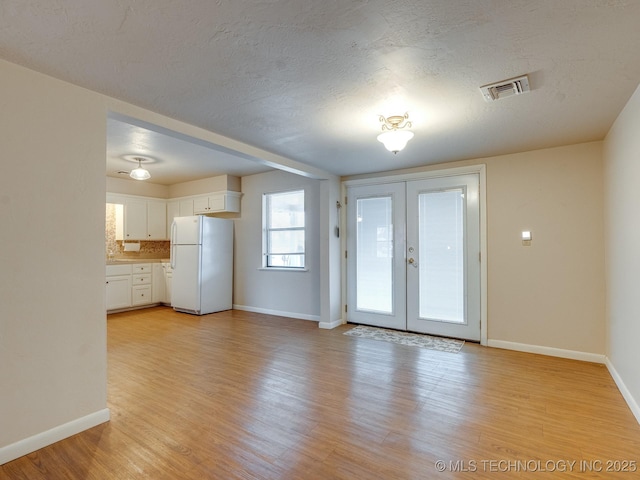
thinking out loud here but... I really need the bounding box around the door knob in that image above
[408,257,418,268]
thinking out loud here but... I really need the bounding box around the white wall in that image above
[603,83,640,421]
[0,60,109,462]
[234,170,321,320]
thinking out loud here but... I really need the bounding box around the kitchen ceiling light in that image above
[377,113,414,154]
[129,158,151,180]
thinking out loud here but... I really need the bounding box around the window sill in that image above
[258,267,309,272]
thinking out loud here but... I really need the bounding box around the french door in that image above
[346,174,481,341]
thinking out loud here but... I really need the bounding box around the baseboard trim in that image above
[0,408,110,465]
[487,339,606,364]
[319,318,344,329]
[605,358,640,425]
[233,304,320,322]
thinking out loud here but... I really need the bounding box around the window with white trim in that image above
[263,189,305,268]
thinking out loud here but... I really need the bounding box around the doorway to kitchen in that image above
[345,167,485,342]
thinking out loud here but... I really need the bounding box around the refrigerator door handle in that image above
[170,220,177,269]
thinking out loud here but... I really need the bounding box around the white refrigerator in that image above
[170,215,233,315]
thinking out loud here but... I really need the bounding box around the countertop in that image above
[106,258,169,265]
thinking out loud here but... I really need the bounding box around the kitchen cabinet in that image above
[166,199,194,238]
[132,281,152,306]
[106,264,132,311]
[193,195,219,214]
[108,190,240,243]
[124,199,147,240]
[152,263,166,304]
[180,199,194,216]
[147,200,167,240]
[132,285,152,305]
[123,199,167,240]
[106,276,132,310]
[107,263,160,312]
[167,201,180,238]
[192,191,241,214]
[131,263,154,307]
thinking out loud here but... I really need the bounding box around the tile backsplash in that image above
[106,204,170,260]
[108,240,171,260]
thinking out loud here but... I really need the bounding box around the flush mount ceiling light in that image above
[377,113,414,154]
[123,155,152,181]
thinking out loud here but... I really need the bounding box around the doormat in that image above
[344,325,464,353]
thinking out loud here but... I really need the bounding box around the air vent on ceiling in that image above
[480,74,530,102]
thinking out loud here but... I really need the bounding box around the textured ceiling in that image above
[106,116,273,185]
[1,0,640,181]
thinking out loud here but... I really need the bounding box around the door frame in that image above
[341,164,488,346]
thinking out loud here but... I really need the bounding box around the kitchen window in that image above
[263,189,305,268]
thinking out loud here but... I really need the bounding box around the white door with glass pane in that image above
[405,175,480,340]
[346,174,481,341]
[346,183,406,330]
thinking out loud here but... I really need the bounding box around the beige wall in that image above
[106,176,169,198]
[344,141,606,355]
[168,174,240,198]
[106,174,240,199]
[485,142,604,353]
[603,83,640,418]
[0,60,108,454]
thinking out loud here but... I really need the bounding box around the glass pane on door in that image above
[356,196,393,314]
[418,188,465,323]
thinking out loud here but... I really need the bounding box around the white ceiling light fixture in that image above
[377,113,414,154]
[124,155,152,181]
[129,158,151,180]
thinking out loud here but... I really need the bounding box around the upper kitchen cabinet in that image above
[179,199,195,216]
[166,199,194,238]
[124,198,147,240]
[166,201,180,239]
[146,200,167,240]
[124,199,166,240]
[108,189,241,241]
[193,191,241,214]
[108,194,168,241]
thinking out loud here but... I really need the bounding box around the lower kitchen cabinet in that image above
[132,284,152,306]
[106,262,162,312]
[106,275,132,311]
[131,266,152,306]
[152,263,166,304]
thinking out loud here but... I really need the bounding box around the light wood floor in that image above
[3,307,640,479]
